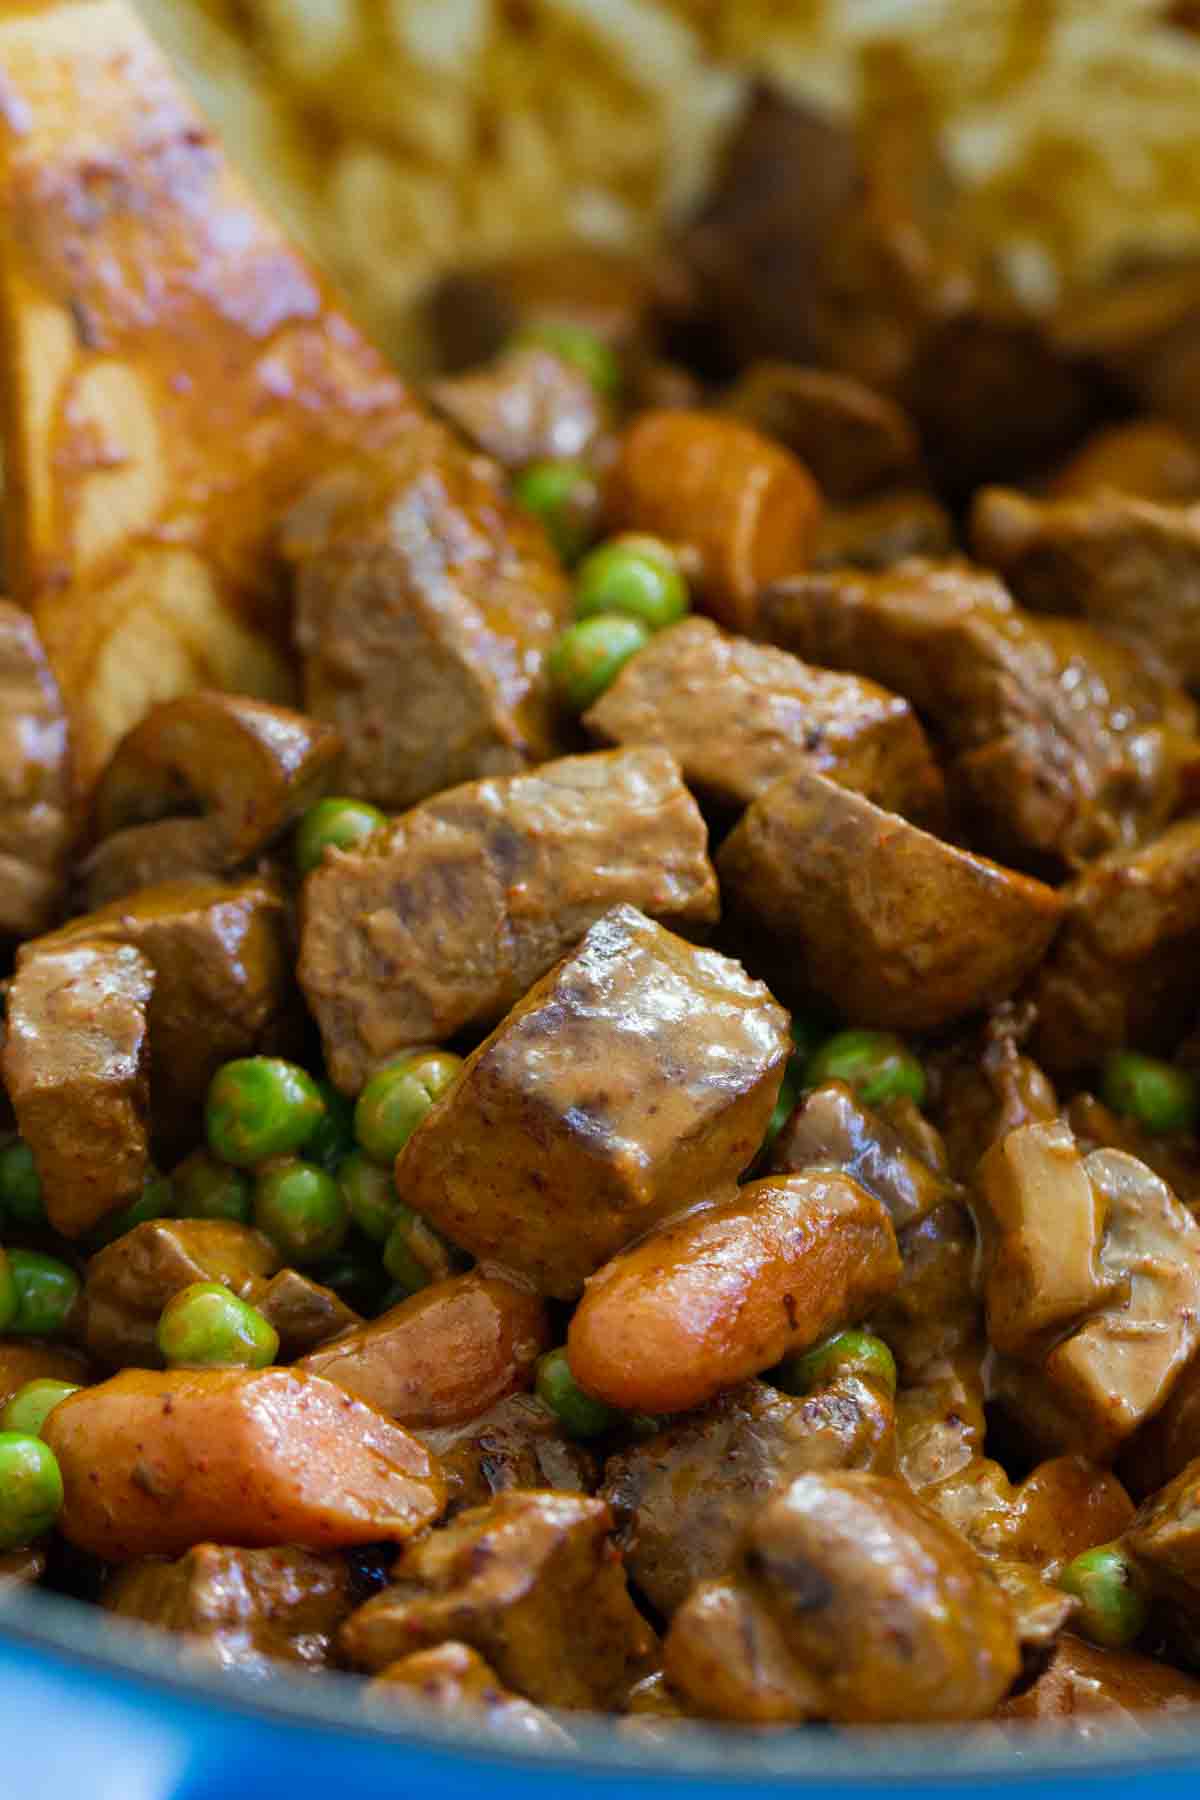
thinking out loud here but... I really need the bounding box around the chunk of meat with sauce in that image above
[419,1393,597,1516]
[604,411,822,634]
[2,937,153,1238]
[717,768,1063,1031]
[298,747,717,1094]
[760,559,1200,868]
[299,1271,549,1430]
[104,1545,352,1674]
[81,694,341,909]
[47,877,296,1156]
[394,905,789,1298]
[1047,419,1200,505]
[582,617,944,824]
[367,1642,572,1748]
[664,1471,1019,1724]
[340,1491,656,1709]
[569,1172,900,1417]
[284,429,569,814]
[252,1269,361,1360]
[42,1368,445,1560]
[986,1145,1200,1462]
[82,1218,279,1369]
[0,600,71,937]
[722,363,923,502]
[1127,1457,1200,1594]
[770,1079,959,1232]
[602,1375,895,1619]
[996,1634,1200,1727]
[429,345,607,470]
[810,489,956,572]
[1033,820,1200,1073]
[972,486,1200,686]
[934,1004,1060,1182]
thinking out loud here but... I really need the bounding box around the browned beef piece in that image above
[429,345,607,469]
[0,601,71,936]
[972,486,1200,685]
[420,1393,597,1515]
[48,877,295,1155]
[582,618,943,824]
[934,1003,1060,1182]
[811,490,956,571]
[3,937,153,1238]
[299,748,718,1094]
[82,694,342,909]
[1033,820,1200,1072]
[761,559,1200,867]
[1047,419,1200,504]
[82,1219,280,1369]
[394,904,789,1298]
[1127,1457,1200,1593]
[717,769,1063,1031]
[874,1202,980,1385]
[340,1491,657,1709]
[987,1145,1200,1462]
[770,1079,959,1231]
[105,1545,352,1673]
[664,1472,1019,1724]
[1055,263,1200,440]
[997,1634,1200,1725]
[284,429,569,814]
[367,1643,572,1747]
[722,363,922,501]
[253,1269,361,1359]
[602,1376,894,1619]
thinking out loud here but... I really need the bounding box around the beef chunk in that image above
[82,1218,279,1369]
[284,429,569,814]
[972,486,1200,685]
[717,769,1063,1030]
[298,747,717,1094]
[367,1642,572,1747]
[340,1491,656,1709]
[51,876,295,1155]
[82,693,341,908]
[722,363,922,501]
[0,600,71,936]
[663,1472,1018,1723]
[934,1003,1060,1181]
[253,1269,361,1359]
[104,1544,352,1673]
[394,904,789,1298]
[1127,1457,1200,1592]
[582,617,943,823]
[761,559,1200,867]
[1047,419,1200,505]
[997,1634,1200,1725]
[1033,820,1200,1072]
[770,1079,959,1231]
[419,1393,597,1516]
[3,937,153,1238]
[602,1376,894,1619]
[429,345,606,469]
[810,489,956,571]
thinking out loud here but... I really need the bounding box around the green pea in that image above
[295,797,386,878]
[355,1051,463,1167]
[0,1249,16,1334]
[513,322,621,399]
[6,1251,80,1338]
[157,1281,279,1370]
[0,1379,80,1437]
[307,1080,358,1174]
[804,1029,926,1109]
[512,460,598,564]
[574,535,689,633]
[0,1140,44,1227]
[206,1058,326,1169]
[1102,1050,1198,1137]
[0,1433,63,1548]
[382,1205,456,1298]
[173,1151,252,1226]
[1058,1543,1149,1649]
[536,1347,622,1440]
[774,1328,898,1400]
[254,1159,348,1266]
[339,1150,401,1244]
[86,1172,175,1251]
[549,614,650,714]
